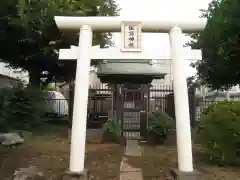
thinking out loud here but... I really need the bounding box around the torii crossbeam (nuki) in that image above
[58,46,202,60]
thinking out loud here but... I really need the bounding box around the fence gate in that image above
[121,85,147,140]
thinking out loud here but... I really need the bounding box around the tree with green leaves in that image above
[187,0,240,90]
[0,0,119,87]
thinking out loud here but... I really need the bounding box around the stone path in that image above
[119,140,143,180]
[125,140,141,156]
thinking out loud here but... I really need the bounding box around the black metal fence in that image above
[86,84,176,115]
[50,83,220,123]
[88,84,113,114]
[148,84,173,113]
[85,84,220,124]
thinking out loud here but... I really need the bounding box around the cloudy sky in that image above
[113,0,211,77]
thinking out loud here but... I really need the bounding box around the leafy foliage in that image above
[43,83,57,91]
[187,76,202,90]
[198,101,240,165]
[104,119,123,140]
[148,110,174,139]
[0,0,120,86]
[0,83,45,132]
[187,0,240,90]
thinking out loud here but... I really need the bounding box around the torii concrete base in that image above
[61,170,88,180]
[170,168,200,180]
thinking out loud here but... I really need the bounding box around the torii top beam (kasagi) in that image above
[54,16,207,33]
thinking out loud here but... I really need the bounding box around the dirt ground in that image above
[1,127,240,180]
[0,129,123,180]
[126,144,240,180]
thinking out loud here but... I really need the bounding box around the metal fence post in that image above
[68,81,75,123]
[189,87,197,127]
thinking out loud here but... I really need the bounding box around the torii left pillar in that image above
[65,25,92,180]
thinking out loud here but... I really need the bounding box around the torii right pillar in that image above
[169,26,199,180]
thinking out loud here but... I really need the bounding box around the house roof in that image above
[0,74,19,81]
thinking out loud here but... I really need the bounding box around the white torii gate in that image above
[55,16,206,179]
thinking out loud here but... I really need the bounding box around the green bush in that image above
[201,101,218,116]
[148,110,175,141]
[198,101,240,165]
[102,119,124,143]
[0,83,45,132]
[104,119,122,138]
[43,83,57,91]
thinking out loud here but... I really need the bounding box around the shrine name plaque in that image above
[121,22,142,52]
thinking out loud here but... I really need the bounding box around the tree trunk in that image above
[29,71,42,88]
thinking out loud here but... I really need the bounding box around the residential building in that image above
[0,62,29,84]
